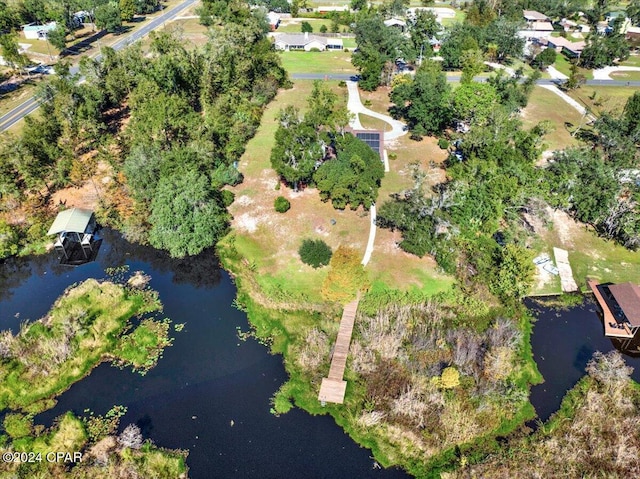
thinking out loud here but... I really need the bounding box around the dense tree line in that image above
[0,1,287,258]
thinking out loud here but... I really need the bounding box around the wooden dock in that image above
[587,279,634,338]
[318,297,360,404]
[554,247,578,292]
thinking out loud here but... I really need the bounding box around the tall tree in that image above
[390,60,451,136]
[149,168,229,257]
[120,0,136,22]
[352,13,412,90]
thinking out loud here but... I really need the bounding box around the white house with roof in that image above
[384,18,406,32]
[406,7,455,24]
[272,33,343,52]
[518,21,554,39]
[523,10,550,22]
[21,22,57,40]
[267,11,280,30]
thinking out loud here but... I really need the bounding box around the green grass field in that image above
[277,19,331,33]
[568,86,640,115]
[553,54,593,80]
[521,86,582,151]
[278,50,355,74]
[610,71,640,81]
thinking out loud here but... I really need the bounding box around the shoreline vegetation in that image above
[0,277,186,478]
[0,278,171,414]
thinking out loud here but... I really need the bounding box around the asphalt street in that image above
[0,0,198,132]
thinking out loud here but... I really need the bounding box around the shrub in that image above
[3,413,32,439]
[320,24,327,33]
[438,138,450,150]
[274,196,291,213]
[298,239,332,268]
[301,21,313,33]
[220,190,235,208]
[432,366,460,389]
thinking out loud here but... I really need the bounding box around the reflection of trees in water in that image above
[0,259,32,302]
[0,249,66,302]
[0,229,222,301]
[99,229,222,288]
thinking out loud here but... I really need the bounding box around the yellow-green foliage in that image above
[321,245,369,304]
[432,367,460,389]
[3,413,32,439]
[0,279,165,413]
[113,318,172,374]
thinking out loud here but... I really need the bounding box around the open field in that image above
[278,50,355,74]
[610,71,640,81]
[277,18,332,33]
[552,54,593,80]
[227,80,453,304]
[521,86,582,152]
[620,54,640,67]
[568,86,640,115]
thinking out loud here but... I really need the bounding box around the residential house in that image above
[518,21,554,39]
[547,36,586,57]
[384,18,406,32]
[272,33,343,51]
[406,7,455,24]
[523,10,550,23]
[267,11,280,31]
[21,21,56,40]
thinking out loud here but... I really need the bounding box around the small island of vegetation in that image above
[0,278,171,413]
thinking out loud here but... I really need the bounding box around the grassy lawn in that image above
[0,80,39,118]
[620,54,640,67]
[278,50,355,74]
[277,19,331,33]
[553,54,593,80]
[359,113,391,131]
[567,86,640,115]
[610,71,640,81]
[226,80,453,305]
[521,86,582,152]
[342,37,356,49]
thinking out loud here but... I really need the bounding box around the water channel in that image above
[4,229,640,476]
[0,229,408,479]
[526,296,640,422]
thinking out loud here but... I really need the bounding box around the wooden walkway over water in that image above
[318,297,360,404]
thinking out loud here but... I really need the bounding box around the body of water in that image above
[526,296,640,422]
[0,229,408,479]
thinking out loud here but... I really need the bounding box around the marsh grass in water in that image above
[0,278,171,413]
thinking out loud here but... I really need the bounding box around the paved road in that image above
[0,0,197,132]
[291,72,640,87]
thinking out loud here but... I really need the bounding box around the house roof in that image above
[609,283,640,327]
[22,21,56,32]
[47,208,94,235]
[273,33,342,47]
[548,36,585,52]
[523,10,549,21]
[384,18,406,27]
[529,21,554,31]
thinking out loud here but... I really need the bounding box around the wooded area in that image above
[0,0,287,258]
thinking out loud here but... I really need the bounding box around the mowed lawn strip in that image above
[568,86,640,115]
[278,50,356,74]
[521,86,582,151]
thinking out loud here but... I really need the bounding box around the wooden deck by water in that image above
[318,297,360,404]
[587,279,634,338]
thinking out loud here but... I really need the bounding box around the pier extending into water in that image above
[318,297,360,404]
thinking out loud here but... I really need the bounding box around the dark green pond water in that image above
[0,229,408,479]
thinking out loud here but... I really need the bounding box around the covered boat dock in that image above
[47,208,100,265]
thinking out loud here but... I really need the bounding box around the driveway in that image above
[346,81,407,141]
